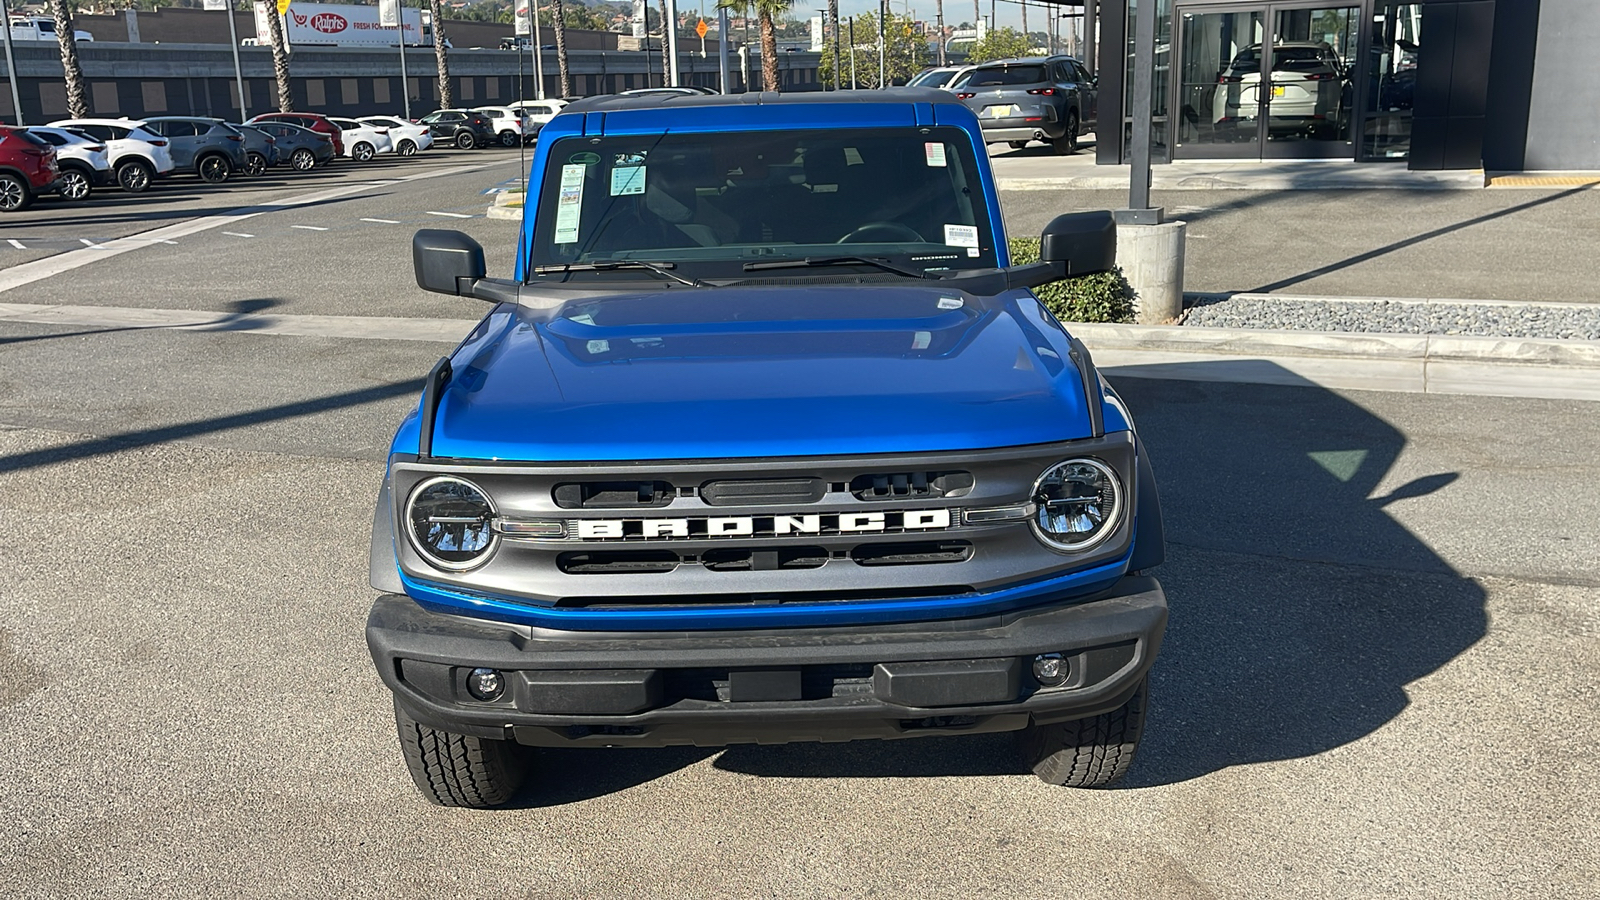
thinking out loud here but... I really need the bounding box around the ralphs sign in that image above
[257,2,423,46]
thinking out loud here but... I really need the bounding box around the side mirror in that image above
[1040,211,1116,276]
[413,229,486,296]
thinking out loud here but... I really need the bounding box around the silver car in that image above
[952,56,1098,155]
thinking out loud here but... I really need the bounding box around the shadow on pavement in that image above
[705,361,1485,787]
[0,297,285,348]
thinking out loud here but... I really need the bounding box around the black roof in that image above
[561,87,968,116]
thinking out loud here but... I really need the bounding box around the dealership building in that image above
[1090,0,1597,171]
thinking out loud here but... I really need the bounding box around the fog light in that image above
[1032,653,1068,687]
[465,667,504,702]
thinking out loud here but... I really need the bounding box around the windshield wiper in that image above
[742,256,929,280]
[532,260,705,288]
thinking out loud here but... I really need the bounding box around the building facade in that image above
[1093,0,1597,171]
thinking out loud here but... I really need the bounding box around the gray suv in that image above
[140,117,249,183]
[952,56,1098,155]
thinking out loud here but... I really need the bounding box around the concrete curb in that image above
[992,162,1488,192]
[1072,322,1600,402]
[1185,291,1600,310]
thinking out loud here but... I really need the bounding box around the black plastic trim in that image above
[1068,337,1104,438]
[417,356,452,458]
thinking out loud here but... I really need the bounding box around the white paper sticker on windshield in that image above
[925,142,948,167]
[610,165,646,196]
[937,297,963,310]
[912,331,932,350]
[944,224,979,248]
[843,147,864,166]
[553,164,586,244]
[967,247,981,257]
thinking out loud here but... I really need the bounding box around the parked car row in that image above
[0,102,567,212]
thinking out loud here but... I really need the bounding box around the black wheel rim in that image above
[0,177,23,210]
[246,154,266,176]
[61,172,89,200]
[502,133,517,147]
[399,142,415,156]
[457,133,473,149]
[200,157,228,182]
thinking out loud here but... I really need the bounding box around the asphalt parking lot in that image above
[1,147,1597,898]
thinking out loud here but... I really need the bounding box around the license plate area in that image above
[982,104,1020,118]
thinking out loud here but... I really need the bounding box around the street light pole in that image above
[876,0,885,88]
[848,16,856,89]
[222,0,249,119]
[717,4,730,93]
[532,5,546,100]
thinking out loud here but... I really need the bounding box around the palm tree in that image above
[262,1,294,112]
[550,0,571,98]
[754,0,790,91]
[826,0,838,89]
[429,0,453,107]
[657,0,670,86]
[50,0,88,117]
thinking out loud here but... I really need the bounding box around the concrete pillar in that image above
[1116,220,1186,324]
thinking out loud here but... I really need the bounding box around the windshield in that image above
[528,127,997,281]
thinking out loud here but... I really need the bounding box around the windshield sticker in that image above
[567,151,601,167]
[611,165,646,196]
[843,147,864,166]
[967,247,981,257]
[812,183,838,193]
[937,297,963,310]
[613,151,648,166]
[912,331,932,350]
[944,224,979,248]
[925,142,948,167]
[553,164,586,244]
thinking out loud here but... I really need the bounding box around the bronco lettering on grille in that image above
[575,509,952,540]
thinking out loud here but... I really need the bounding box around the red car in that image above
[245,112,344,157]
[0,125,59,212]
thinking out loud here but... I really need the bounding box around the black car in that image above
[952,55,1098,155]
[418,109,498,150]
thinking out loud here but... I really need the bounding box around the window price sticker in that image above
[943,223,979,247]
[553,164,586,244]
[610,166,646,196]
[925,142,948,167]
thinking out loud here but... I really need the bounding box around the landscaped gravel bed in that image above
[1182,297,1600,341]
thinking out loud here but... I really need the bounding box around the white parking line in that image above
[0,157,521,296]
[79,239,97,247]
[426,211,474,219]
[222,232,255,238]
[361,218,401,224]
[6,239,23,250]
[290,225,329,231]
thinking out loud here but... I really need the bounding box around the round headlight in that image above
[405,476,499,571]
[1031,458,1123,552]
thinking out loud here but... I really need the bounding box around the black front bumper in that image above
[367,576,1166,748]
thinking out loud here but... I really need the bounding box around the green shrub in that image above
[1008,238,1135,324]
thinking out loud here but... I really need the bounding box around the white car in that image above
[25,126,110,201]
[907,66,974,89]
[508,99,568,137]
[328,117,394,162]
[1211,42,1350,138]
[47,118,175,193]
[357,116,434,157]
[471,106,534,146]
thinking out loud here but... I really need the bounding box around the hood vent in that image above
[851,541,973,566]
[850,471,973,501]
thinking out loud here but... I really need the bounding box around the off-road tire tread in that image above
[394,702,527,808]
[1017,675,1147,788]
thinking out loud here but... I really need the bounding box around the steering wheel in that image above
[837,221,925,244]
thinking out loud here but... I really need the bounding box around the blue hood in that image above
[418,284,1101,462]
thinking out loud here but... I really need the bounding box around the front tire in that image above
[1015,675,1148,788]
[197,153,231,184]
[57,167,92,201]
[290,148,317,171]
[455,131,477,150]
[352,141,375,162]
[117,159,154,193]
[395,702,529,808]
[0,172,32,212]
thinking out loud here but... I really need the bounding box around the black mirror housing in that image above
[1040,211,1117,276]
[413,229,487,296]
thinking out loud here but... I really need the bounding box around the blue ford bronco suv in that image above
[366,89,1167,807]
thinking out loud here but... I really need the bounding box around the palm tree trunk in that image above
[429,0,452,108]
[826,0,839,89]
[50,0,88,117]
[263,3,294,112]
[550,0,572,98]
[759,10,778,91]
[657,0,669,86]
